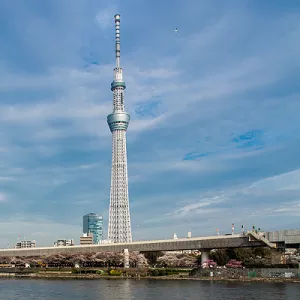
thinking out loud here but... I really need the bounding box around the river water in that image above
[0,279,300,300]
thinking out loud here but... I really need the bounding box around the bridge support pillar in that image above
[201,249,210,267]
[124,248,130,268]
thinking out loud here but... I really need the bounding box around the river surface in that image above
[0,279,300,300]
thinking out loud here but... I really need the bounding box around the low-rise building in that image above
[80,233,93,245]
[53,239,74,247]
[15,240,36,248]
[100,239,112,244]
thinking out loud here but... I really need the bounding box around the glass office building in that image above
[83,213,103,244]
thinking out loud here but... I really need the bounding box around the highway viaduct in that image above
[0,233,275,259]
[265,229,300,250]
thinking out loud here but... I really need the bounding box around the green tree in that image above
[209,250,229,266]
[151,269,159,276]
[141,251,164,266]
[226,248,237,260]
[233,248,253,263]
[196,255,202,266]
[253,247,271,258]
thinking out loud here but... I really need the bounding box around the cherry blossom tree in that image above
[0,251,148,268]
[157,252,197,267]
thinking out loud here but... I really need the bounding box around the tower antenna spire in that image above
[107,14,132,243]
[114,14,121,68]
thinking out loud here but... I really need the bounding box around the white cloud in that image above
[130,115,166,132]
[270,200,300,217]
[136,68,180,79]
[0,1,299,244]
[0,177,14,181]
[0,16,295,146]
[245,169,300,193]
[128,155,233,184]
[166,196,224,218]
[96,6,118,30]
[140,169,300,231]
[0,193,6,202]
[0,217,81,247]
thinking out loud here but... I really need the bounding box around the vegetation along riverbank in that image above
[1,247,299,282]
[0,266,300,283]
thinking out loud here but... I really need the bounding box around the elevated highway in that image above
[264,229,300,249]
[0,232,275,257]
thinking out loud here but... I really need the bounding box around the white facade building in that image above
[53,239,74,247]
[15,240,36,248]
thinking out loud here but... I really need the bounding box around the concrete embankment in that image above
[191,267,300,280]
[1,272,300,283]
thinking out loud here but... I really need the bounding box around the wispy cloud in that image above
[0,177,14,181]
[0,216,82,246]
[0,0,299,245]
[96,5,118,30]
[165,196,224,218]
[270,200,300,217]
[0,193,6,202]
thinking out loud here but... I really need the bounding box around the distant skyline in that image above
[0,0,300,246]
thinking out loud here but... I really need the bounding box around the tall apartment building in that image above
[83,213,103,244]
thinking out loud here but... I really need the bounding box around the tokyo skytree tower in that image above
[107,14,132,243]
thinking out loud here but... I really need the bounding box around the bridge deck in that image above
[0,234,270,257]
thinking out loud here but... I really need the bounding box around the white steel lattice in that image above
[108,130,132,242]
[107,14,132,243]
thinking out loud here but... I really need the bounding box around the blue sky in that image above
[0,0,300,247]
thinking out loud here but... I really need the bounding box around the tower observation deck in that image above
[107,14,132,243]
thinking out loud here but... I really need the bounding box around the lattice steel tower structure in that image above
[107,14,132,243]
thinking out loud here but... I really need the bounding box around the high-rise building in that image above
[83,213,103,244]
[107,14,132,243]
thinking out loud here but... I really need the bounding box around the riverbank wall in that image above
[1,267,300,281]
[0,273,300,283]
[191,267,300,279]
